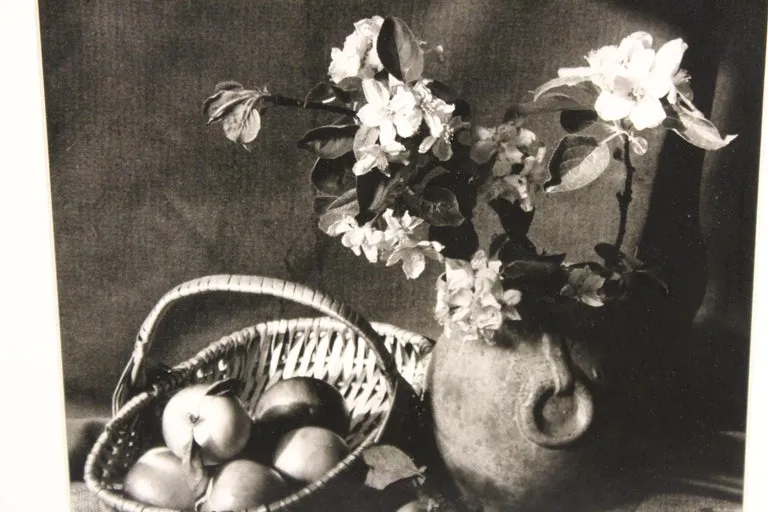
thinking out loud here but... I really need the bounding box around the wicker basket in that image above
[84,275,435,512]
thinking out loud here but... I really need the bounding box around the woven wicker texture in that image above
[84,275,434,512]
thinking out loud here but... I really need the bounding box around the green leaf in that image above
[221,102,261,146]
[594,242,625,268]
[317,189,359,234]
[561,267,605,307]
[489,233,509,259]
[426,80,459,103]
[313,196,336,215]
[376,17,425,83]
[203,85,269,147]
[560,109,598,133]
[546,136,611,193]
[204,378,244,397]
[666,106,737,150]
[532,74,593,101]
[509,94,589,118]
[304,82,338,106]
[203,85,259,124]
[362,444,423,491]
[504,259,563,282]
[356,171,391,215]
[181,438,210,499]
[402,187,465,227]
[334,76,362,93]
[298,124,358,159]
[429,221,478,260]
[409,165,450,194]
[311,153,356,196]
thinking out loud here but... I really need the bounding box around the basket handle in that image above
[112,275,398,415]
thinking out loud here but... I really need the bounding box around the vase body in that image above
[424,306,669,512]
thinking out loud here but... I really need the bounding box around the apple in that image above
[253,376,351,437]
[396,499,428,512]
[272,426,350,485]
[162,381,252,465]
[123,446,197,510]
[199,459,288,512]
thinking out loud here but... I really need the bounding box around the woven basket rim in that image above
[85,316,434,512]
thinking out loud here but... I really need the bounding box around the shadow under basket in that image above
[84,275,435,512]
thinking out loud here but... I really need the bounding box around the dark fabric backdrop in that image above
[38,0,764,432]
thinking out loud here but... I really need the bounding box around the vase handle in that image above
[517,376,594,448]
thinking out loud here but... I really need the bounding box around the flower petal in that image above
[402,251,426,279]
[618,32,653,58]
[594,90,635,121]
[653,38,687,78]
[626,48,656,78]
[361,78,390,106]
[419,135,437,154]
[433,139,453,162]
[379,120,398,146]
[628,96,666,130]
[353,125,381,155]
[357,103,384,128]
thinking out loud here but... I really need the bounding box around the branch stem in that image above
[268,94,357,117]
[614,135,635,249]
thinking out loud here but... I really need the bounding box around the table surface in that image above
[66,408,745,512]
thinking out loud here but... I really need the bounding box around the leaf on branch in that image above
[561,266,606,307]
[504,258,564,283]
[356,170,391,215]
[594,242,625,269]
[410,165,451,194]
[545,135,611,193]
[665,105,737,150]
[560,109,598,133]
[593,243,669,293]
[508,92,593,120]
[313,196,336,215]
[204,83,269,148]
[362,445,423,491]
[298,124,358,159]
[429,221,479,260]
[181,438,210,500]
[377,16,425,83]
[487,197,535,238]
[311,152,356,196]
[489,233,509,259]
[426,80,459,103]
[532,75,593,101]
[317,189,360,234]
[401,186,465,227]
[334,76,363,92]
[221,103,261,146]
[204,378,244,397]
[304,82,338,106]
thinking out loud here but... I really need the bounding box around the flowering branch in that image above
[614,135,635,249]
[204,18,737,343]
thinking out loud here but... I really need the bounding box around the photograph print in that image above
[36,0,765,510]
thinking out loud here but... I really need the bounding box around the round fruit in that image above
[253,376,350,437]
[162,383,252,465]
[272,426,350,484]
[240,419,281,465]
[199,459,288,512]
[123,446,197,510]
[396,499,428,512]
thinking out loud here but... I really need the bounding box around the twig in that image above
[269,94,357,117]
[614,135,635,249]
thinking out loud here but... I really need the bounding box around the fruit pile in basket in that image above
[123,376,354,511]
